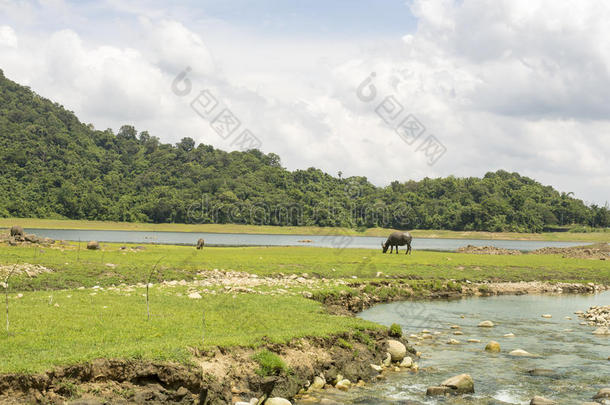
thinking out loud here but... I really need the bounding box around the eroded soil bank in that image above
[0,330,413,405]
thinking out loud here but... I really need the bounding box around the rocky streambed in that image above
[305,291,610,405]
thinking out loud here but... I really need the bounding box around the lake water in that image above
[302,292,610,404]
[26,228,587,252]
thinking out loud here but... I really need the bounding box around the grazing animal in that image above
[382,231,412,255]
[10,225,24,238]
[196,238,205,250]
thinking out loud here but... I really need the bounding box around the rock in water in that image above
[426,386,451,396]
[440,373,475,394]
[265,398,292,405]
[541,314,552,318]
[478,320,494,327]
[335,379,350,391]
[530,396,556,404]
[485,341,501,353]
[308,376,325,391]
[387,340,407,362]
[527,369,556,377]
[593,388,610,399]
[509,349,537,357]
[87,240,100,250]
[400,357,413,368]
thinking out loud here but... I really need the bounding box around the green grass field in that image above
[2,244,608,291]
[0,242,608,374]
[1,217,608,242]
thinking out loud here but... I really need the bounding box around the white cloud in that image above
[0,25,17,47]
[0,0,608,205]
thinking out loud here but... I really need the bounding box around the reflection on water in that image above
[299,292,610,404]
[26,228,587,251]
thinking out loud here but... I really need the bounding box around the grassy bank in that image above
[1,242,608,374]
[1,217,608,242]
[0,289,377,373]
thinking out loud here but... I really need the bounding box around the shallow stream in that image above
[300,292,609,404]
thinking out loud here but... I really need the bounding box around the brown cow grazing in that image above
[196,238,205,249]
[382,231,413,255]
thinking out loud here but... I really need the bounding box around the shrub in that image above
[389,323,402,338]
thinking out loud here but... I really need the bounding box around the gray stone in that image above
[441,373,475,394]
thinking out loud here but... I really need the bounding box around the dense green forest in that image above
[0,69,608,232]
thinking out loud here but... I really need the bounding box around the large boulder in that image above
[10,225,24,238]
[87,241,100,250]
[387,340,407,362]
[440,373,475,394]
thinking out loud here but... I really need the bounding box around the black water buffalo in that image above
[10,225,24,238]
[196,238,205,249]
[382,231,412,254]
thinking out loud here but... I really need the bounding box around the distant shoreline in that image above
[1,217,608,242]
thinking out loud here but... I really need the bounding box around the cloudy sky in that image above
[1,0,608,205]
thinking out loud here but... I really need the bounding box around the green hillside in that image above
[0,69,607,232]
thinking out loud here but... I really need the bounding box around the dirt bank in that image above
[530,242,610,259]
[456,242,610,259]
[0,330,413,405]
[456,245,523,255]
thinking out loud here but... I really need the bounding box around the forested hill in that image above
[0,70,608,232]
